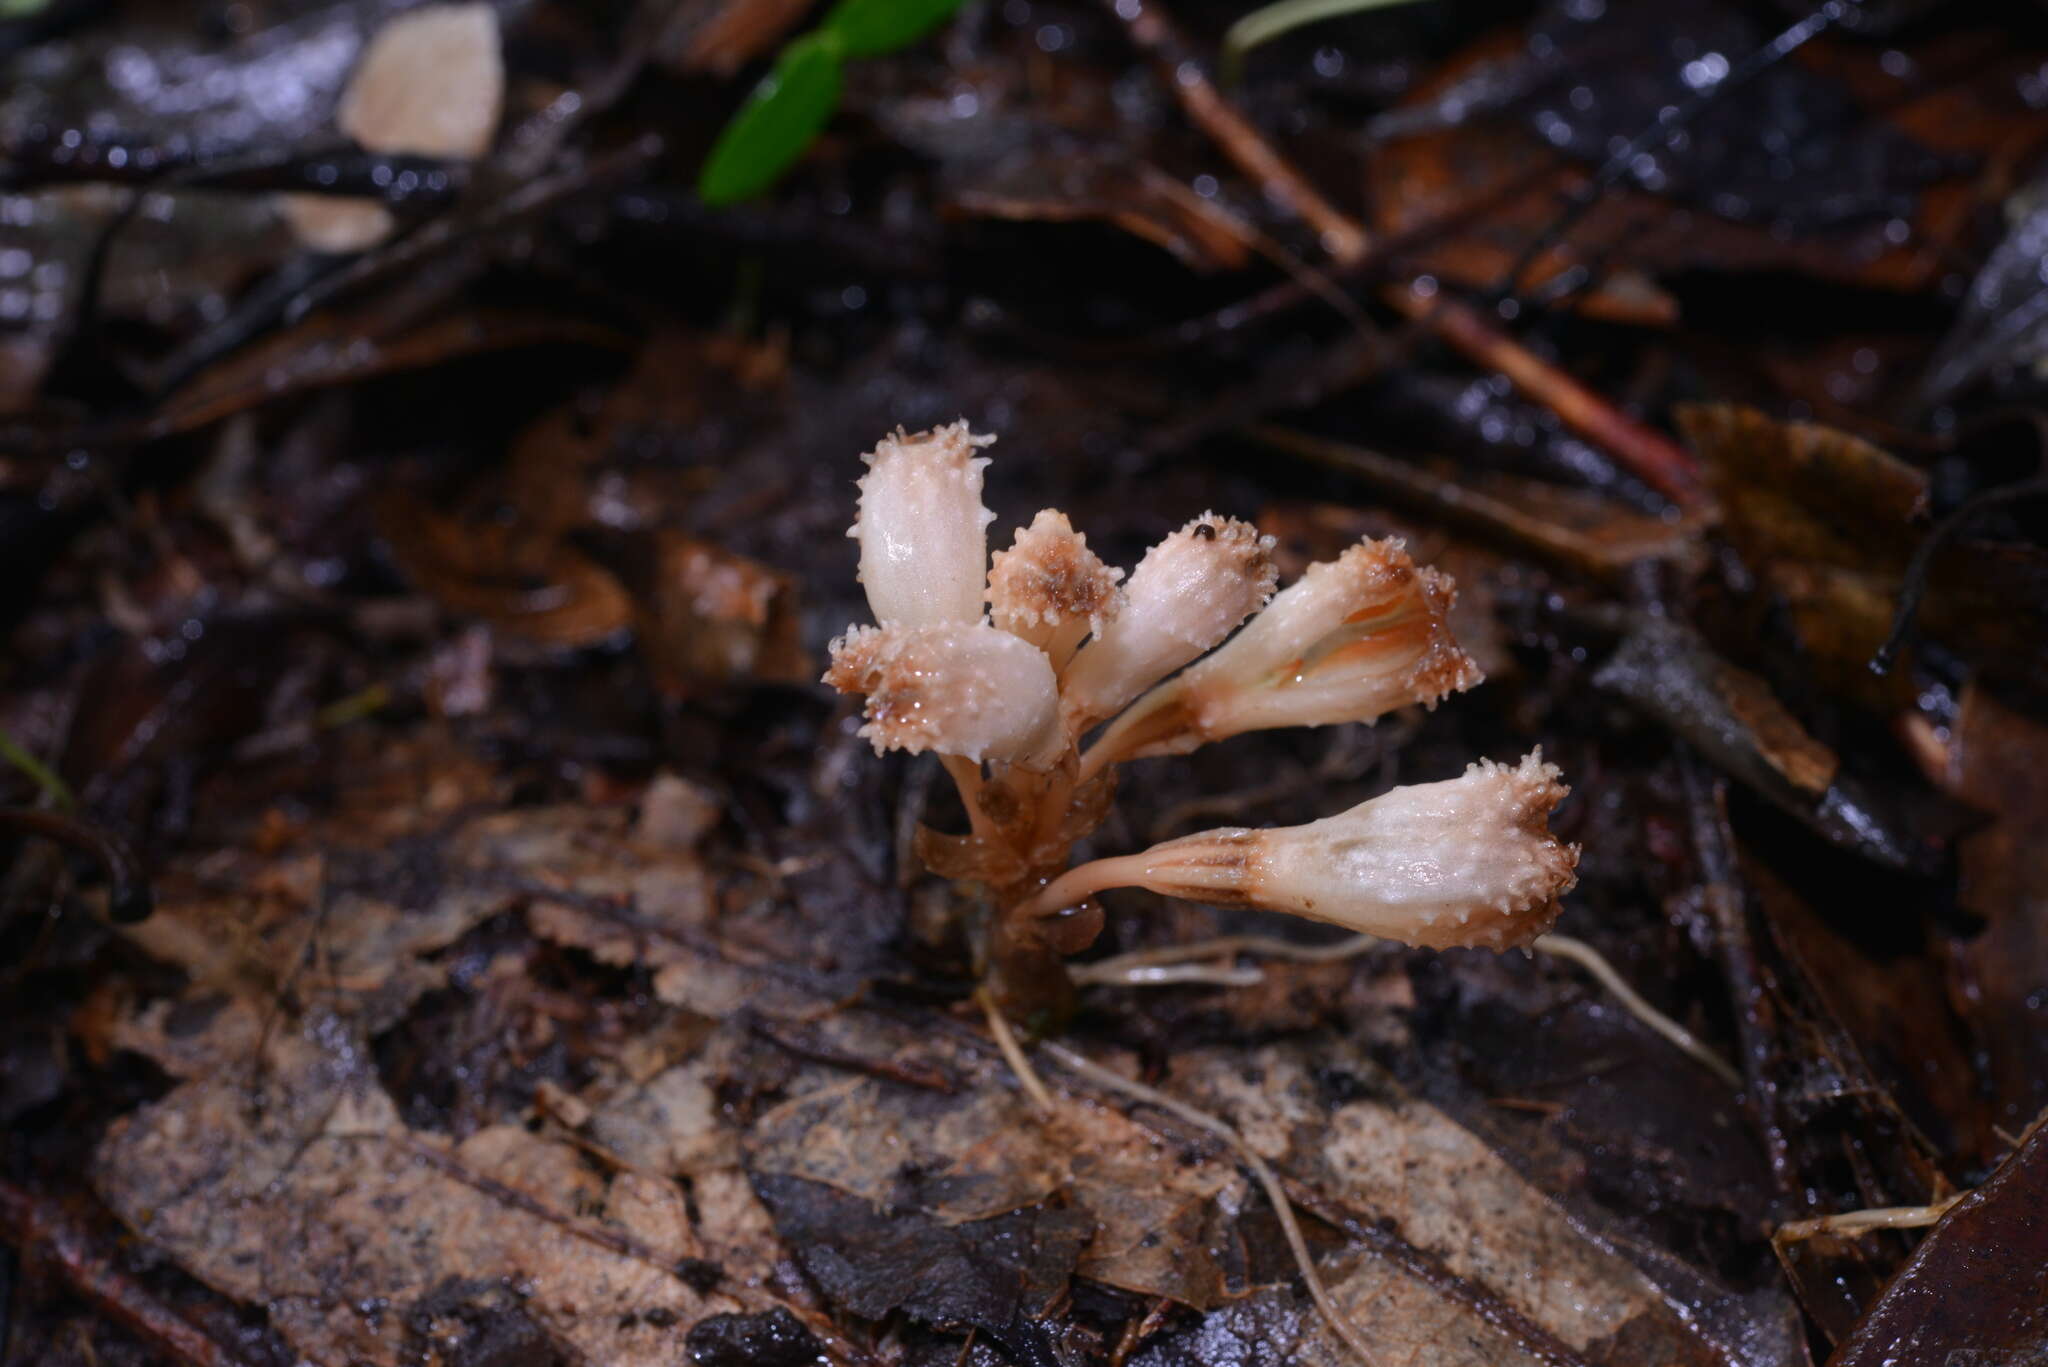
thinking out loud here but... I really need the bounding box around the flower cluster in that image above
[824,422,1578,1013]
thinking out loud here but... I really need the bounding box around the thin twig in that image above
[1041,1042,1379,1366]
[0,807,153,923]
[1099,0,1702,506]
[1244,424,1702,577]
[1073,962,1265,987]
[1395,290,1703,505]
[1109,0,1366,261]
[1680,756,1795,1196]
[1489,0,1854,319]
[1870,474,2048,675]
[750,1019,963,1093]
[1080,930,1389,975]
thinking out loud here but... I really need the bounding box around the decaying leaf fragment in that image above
[93,1015,744,1367]
[281,4,505,251]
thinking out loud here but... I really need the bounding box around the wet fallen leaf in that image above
[376,489,635,648]
[1829,1120,2048,1367]
[1923,686,2048,1134]
[1592,615,1936,870]
[93,1013,747,1367]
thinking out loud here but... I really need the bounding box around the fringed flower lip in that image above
[1059,512,1278,735]
[988,510,1124,672]
[1081,536,1480,776]
[824,621,1063,769]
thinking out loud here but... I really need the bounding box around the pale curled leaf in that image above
[281,3,503,251]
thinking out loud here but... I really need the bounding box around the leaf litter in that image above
[6,1,2048,1364]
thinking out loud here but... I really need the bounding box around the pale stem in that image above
[1774,1195,1964,1244]
[939,755,1002,847]
[1076,730,1128,786]
[1533,933,1741,1088]
[1014,852,1151,920]
[1072,930,1741,1087]
[1071,962,1265,987]
[1041,1042,1379,1367]
[976,986,1056,1115]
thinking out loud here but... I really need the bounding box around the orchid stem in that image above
[939,755,1002,847]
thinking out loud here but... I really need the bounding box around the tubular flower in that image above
[848,422,997,628]
[1061,514,1277,732]
[824,622,1063,769]
[1087,538,1480,767]
[1027,752,1577,949]
[988,510,1124,670]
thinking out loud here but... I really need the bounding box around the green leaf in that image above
[0,727,73,810]
[821,0,965,59]
[1221,0,1429,87]
[697,31,846,206]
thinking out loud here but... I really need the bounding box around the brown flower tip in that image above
[1086,537,1481,767]
[1060,513,1277,732]
[988,509,1124,668]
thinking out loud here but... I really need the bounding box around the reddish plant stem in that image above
[1099,0,1705,507]
[0,1179,256,1367]
[1108,0,1367,263]
[1398,288,1705,505]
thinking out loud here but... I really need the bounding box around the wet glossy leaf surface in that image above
[5,1,2048,1364]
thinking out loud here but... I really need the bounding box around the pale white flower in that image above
[847,422,996,628]
[1060,513,1276,732]
[987,509,1124,670]
[824,622,1062,768]
[1087,538,1479,768]
[1024,752,1577,949]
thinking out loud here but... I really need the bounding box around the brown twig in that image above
[749,1018,963,1093]
[1679,756,1796,1197]
[0,1180,255,1367]
[0,807,153,923]
[1107,0,1366,262]
[1400,290,1703,505]
[1100,0,1704,506]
